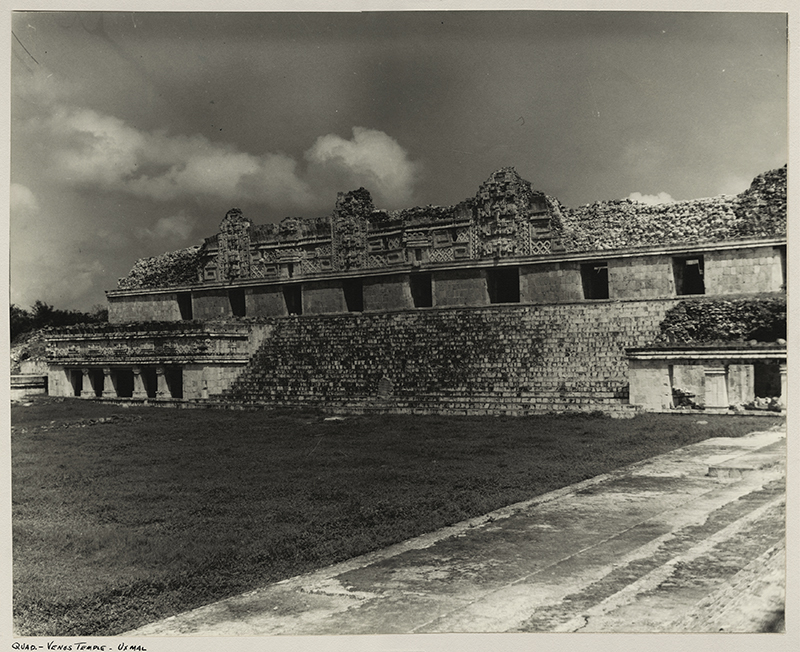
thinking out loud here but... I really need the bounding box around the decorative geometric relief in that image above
[386,236,402,250]
[368,254,388,268]
[530,239,551,255]
[259,249,278,262]
[455,228,470,243]
[405,231,430,246]
[433,231,452,247]
[430,247,455,263]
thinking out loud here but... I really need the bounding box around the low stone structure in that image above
[627,346,786,412]
[43,165,787,415]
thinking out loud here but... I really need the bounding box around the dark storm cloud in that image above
[9,10,787,310]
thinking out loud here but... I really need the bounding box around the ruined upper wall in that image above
[560,166,786,251]
[115,166,786,290]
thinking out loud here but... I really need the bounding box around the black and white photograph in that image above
[5,6,793,650]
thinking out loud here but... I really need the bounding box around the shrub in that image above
[655,298,786,345]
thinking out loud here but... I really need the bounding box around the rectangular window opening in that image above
[228,288,247,317]
[673,256,705,295]
[410,273,433,308]
[581,262,609,300]
[283,284,303,315]
[487,267,520,304]
[177,292,193,320]
[342,278,364,312]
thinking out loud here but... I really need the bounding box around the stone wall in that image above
[247,286,289,317]
[107,244,784,322]
[520,262,583,303]
[192,289,234,320]
[219,300,678,415]
[303,279,348,314]
[433,268,489,307]
[108,293,184,322]
[363,274,414,311]
[704,246,785,295]
[608,255,674,299]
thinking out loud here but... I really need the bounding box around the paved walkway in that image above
[127,426,786,636]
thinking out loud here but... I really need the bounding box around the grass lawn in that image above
[11,397,783,636]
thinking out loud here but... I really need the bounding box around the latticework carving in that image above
[368,254,388,268]
[430,247,455,263]
[530,239,551,255]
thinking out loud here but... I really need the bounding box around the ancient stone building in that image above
[45,166,787,416]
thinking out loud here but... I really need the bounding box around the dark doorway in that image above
[177,292,193,320]
[165,367,183,399]
[342,278,364,312]
[115,369,134,398]
[69,369,83,397]
[142,368,158,398]
[487,267,520,304]
[673,256,705,295]
[89,368,104,397]
[229,288,247,317]
[410,273,433,308]
[283,284,303,315]
[581,262,609,300]
[754,362,781,398]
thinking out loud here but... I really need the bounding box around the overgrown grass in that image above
[11,398,782,636]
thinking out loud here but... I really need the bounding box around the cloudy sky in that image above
[9,10,787,311]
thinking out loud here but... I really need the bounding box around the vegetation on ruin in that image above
[654,298,787,345]
[11,398,782,636]
[10,301,108,343]
[10,302,109,373]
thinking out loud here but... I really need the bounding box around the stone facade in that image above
[46,323,269,400]
[627,348,786,412]
[46,165,786,414]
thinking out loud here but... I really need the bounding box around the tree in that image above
[9,301,109,342]
[10,304,33,342]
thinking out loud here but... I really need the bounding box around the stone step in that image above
[706,440,785,479]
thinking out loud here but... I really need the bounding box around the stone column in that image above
[156,366,170,399]
[132,367,148,399]
[779,363,788,408]
[101,368,117,398]
[704,364,729,408]
[727,364,754,407]
[80,368,94,398]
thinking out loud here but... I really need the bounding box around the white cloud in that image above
[26,104,419,211]
[626,191,675,205]
[306,127,421,207]
[136,210,197,243]
[10,183,39,214]
[715,174,751,197]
